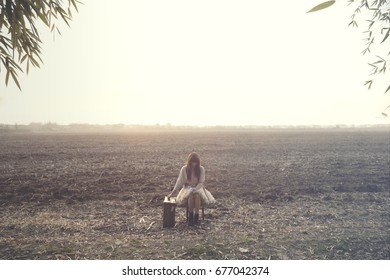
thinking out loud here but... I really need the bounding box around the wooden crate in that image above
[163,196,176,228]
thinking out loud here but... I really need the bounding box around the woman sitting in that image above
[168,152,215,226]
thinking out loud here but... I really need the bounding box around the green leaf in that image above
[10,70,22,90]
[5,69,10,86]
[381,29,389,43]
[21,54,28,63]
[376,55,385,61]
[28,55,40,67]
[307,1,336,13]
[367,20,375,30]
[71,0,81,13]
[364,80,373,89]
[385,85,390,94]
[56,27,62,36]
[37,12,50,27]
[348,20,358,28]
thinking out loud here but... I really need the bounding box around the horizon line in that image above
[1,122,389,129]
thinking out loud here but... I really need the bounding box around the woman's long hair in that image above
[186,152,201,182]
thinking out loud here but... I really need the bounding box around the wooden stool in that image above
[163,196,176,228]
[186,206,205,220]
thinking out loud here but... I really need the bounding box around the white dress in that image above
[173,165,216,206]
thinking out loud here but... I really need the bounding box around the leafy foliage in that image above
[0,0,80,90]
[309,1,390,97]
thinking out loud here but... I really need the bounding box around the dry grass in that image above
[0,130,389,259]
[1,194,388,259]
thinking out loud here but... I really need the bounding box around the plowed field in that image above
[0,129,389,259]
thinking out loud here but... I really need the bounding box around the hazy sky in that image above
[0,0,389,126]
